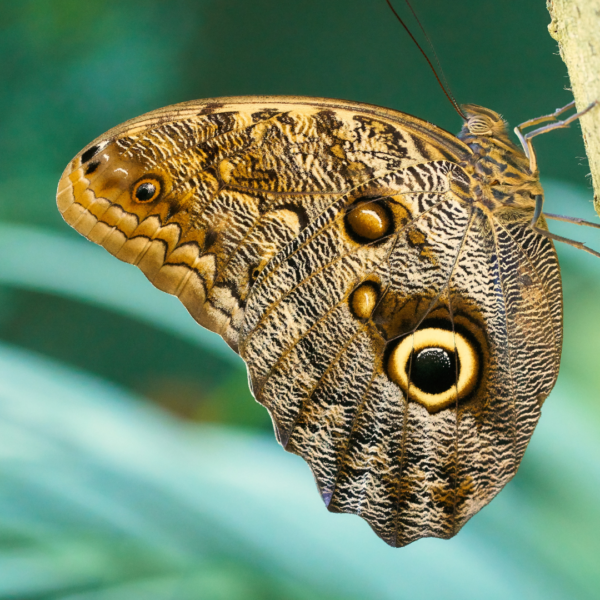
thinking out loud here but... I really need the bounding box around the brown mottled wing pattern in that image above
[241,171,562,546]
[57,96,562,547]
[441,208,561,538]
[57,97,465,351]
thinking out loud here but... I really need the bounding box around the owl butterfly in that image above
[57,94,596,547]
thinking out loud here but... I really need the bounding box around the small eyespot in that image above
[252,268,261,280]
[133,178,161,203]
[387,327,480,413]
[345,198,392,242]
[350,282,379,319]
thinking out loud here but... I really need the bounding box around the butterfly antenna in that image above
[385,0,467,120]
[401,0,458,110]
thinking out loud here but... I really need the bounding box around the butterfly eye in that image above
[387,327,480,413]
[490,179,501,186]
[346,199,392,241]
[133,178,161,203]
[467,116,493,136]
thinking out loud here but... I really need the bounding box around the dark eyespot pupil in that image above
[136,182,156,201]
[411,348,457,395]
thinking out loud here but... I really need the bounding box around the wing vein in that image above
[394,206,475,545]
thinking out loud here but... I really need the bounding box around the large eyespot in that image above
[387,328,479,413]
[345,198,392,242]
[133,178,161,203]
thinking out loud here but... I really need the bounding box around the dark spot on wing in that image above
[198,102,226,115]
[81,145,101,164]
[84,160,100,175]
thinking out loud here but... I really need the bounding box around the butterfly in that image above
[56,94,596,547]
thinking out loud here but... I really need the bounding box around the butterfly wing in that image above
[57,96,466,352]
[241,167,562,546]
[57,96,562,546]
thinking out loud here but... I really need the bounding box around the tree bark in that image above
[547,0,600,217]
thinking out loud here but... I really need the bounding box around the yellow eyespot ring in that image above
[388,327,479,413]
[132,178,161,203]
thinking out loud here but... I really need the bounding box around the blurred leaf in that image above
[0,343,351,600]
[0,223,234,363]
[0,287,600,599]
[0,223,272,429]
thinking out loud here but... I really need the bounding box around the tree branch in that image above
[547,0,600,217]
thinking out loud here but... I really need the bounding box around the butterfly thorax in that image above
[456,104,543,214]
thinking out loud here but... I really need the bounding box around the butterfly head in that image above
[457,104,542,209]
[458,104,513,143]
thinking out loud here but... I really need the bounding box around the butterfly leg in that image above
[544,212,600,230]
[532,194,600,258]
[517,100,576,131]
[514,100,598,172]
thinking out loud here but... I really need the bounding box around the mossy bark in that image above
[547,0,600,216]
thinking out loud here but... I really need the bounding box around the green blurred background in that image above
[1,1,600,598]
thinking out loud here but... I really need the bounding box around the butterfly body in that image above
[57,96,561,546]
